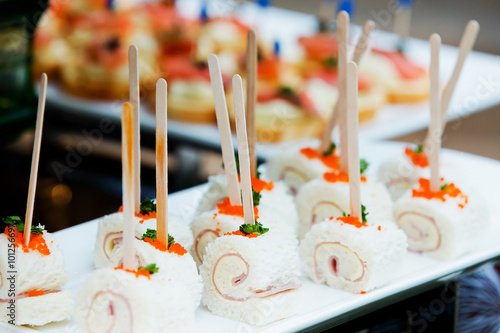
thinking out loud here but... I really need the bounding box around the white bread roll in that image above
[76,267,195,333]
[0,230,68,299]
[108,238,202,308]
[194,174,298,233]
[1,290,73,326]
[296,177,394,238]
[200,233,302,326]
[265,140,335,194]
[394,181,489,260]
[378,150,461,201]
[191,202,294,266]
[94,212,193,268]
[300,218,407,293]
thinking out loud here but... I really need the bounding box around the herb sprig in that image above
[239,222,269,236]
[139,198,156,215]
[2,216,45,234]
[323,142,336,156]
[141,229,175,248]
[138,263,159,274]
[342,205,369,223]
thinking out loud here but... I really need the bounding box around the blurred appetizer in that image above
[297,33,387,121]
[0,216,73,326]
[61,9,158,99]
[360,48,429,104]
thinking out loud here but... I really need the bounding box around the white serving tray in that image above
[4,141,500,332]
[44,0,500,159]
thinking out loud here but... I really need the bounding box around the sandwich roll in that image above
[266,140,340,194]
[194,174,298,234]
[108,235,203,307]
[296,173,393,238]
[76,266,195,333]
[300,215,407,293]
[94,211,193,268]
[394,178,489,260]
[200,232,302,326]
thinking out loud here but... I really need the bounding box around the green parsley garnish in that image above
[323,57,338,68]
[441,184,449,191]
[239,222,269,235]
[361,205,369,223]
[323,142,336,156]
[252,187,261,206]
[139,198,156,215]
[341,205,368,223]
[141,229,176,248]
[360,159,369,174]
[138,263,159,274]
[2,216,45,234]
[414,145,424,154]
[142,228,157,241]
[278,86,295,97]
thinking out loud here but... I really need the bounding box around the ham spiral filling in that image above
[194,229,220,264]
[314,242,365,282]
[397,212,441,252]
[311,201,343,225]
[103,232,123,260]
[279,167,310,195]
[86,290,133,333]
[212,253,300,302]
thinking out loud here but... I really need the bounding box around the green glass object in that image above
[0,0,48,146]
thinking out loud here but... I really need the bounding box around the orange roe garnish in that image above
[405,147,429,168]
[143,237,167,252]
[412,178,468,208]
[216,197,259,219]
[118,206,157,223]
[360,291,366,294]
[168,243,188,256]
[28,290,45,297]
[142,238,187,256]
[6,227,51,255]
[215,228,221,233]
[251,177,274,192]
[378,226,381,231]
[335,216,367,228]
[115,264,152,280]
[323,171,367,183]
[300,147,340,170]
[224,230,259,238]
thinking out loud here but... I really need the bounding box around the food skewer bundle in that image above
[300,61,407,294]
[199,74,302,326]
[94,46,193,269]
[0,75,74,326]
[377,20,479,201]
[191,47,300,264]
[78,83,201,332]
[393,34,489,260]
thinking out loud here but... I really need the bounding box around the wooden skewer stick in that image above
[427,34,442,192]
[319,18,374,154]
[122,102,136,270]
[346,62,361,219]
[246,29,258,177]
[24,73,48,246]
[352,20,375,64]
[440,20,479,130]
[393,0,413,40]
[207,54,241,206]
[156,79,168,245]
[129,45,141,214]
[233,75,255,225]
